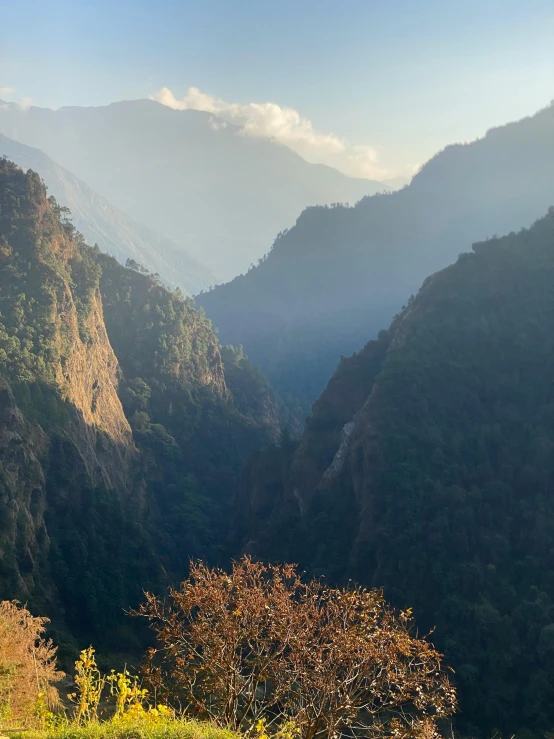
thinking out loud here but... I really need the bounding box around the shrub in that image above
[138,557,456,739]
[0,601,63,727]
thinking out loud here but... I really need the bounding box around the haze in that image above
[2,0,553,180]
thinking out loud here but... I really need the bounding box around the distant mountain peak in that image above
[0,99,384,279]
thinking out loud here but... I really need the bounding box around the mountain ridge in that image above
[0,98,385,279]
[198,102,554,400]
[0,133,216,295]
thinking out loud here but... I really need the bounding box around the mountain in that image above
[0,158,282,655]
[198,103,554,400]
[0,99,384,279]
[0,133,215,296]
[237,207,554,735]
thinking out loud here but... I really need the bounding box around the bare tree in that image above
[283,585,455,739]
[138,557,456,739]
[0,601,63,727]
[139,558,302,731]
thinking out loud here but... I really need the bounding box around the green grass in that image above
[13,718,239,739]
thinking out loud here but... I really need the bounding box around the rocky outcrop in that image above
[53,286,134,490]
[321,421,355,482]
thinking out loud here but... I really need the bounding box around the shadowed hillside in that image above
[237,205,554,735]
[199,103,554,400]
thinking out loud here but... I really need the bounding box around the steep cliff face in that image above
[0,159,134,490]
[51,284,134,490]
[55,288,132,445]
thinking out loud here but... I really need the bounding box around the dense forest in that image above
[0,158,282,656]
[237,206,554,736]
[199,102,554,400]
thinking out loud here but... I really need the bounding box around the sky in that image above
[1,0,553,179]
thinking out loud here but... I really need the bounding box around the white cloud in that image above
[19,96,33,111]
[150,85,395,181]
[0,86,13,97]
[151,86,345,155]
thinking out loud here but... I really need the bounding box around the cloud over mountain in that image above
[151,86,389,180]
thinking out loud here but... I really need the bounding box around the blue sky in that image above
[1,0,553,177]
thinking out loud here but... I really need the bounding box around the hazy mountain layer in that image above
[0,100,383,279]
[238,207,554,735]
[0,134,215,295]
[199,103,554,400]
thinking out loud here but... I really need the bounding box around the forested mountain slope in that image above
[238,206,554,735]
[0,133,215,295]
[0,99,382,279]
[0,159,280,654]
[199,102,554,400]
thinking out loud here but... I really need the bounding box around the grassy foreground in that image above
[12,719,239,739]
